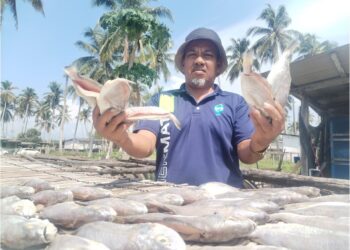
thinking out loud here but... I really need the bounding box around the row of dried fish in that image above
[1,179,349,249]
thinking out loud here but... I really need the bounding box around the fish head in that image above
[131,223,186,250]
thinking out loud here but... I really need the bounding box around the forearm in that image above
[118,130,156,159]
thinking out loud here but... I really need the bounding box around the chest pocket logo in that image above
[214,104,224,116]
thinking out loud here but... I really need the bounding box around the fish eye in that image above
[156,235,170,245]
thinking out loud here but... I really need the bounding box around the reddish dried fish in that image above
[40,202,116,229]
[1,215,57,249]
[117,213,256,243]
[30,189,73,206]
[64,66,181,129]
[22,178,55,192]
[75,221,186,250]
[47,235,110,250]
[70,186,112,201]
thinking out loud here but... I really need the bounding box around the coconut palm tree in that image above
[59,75,70,153]
[0,80,16,136]
[297,33,337,57]
[43,81,63,143]
[34,101,52,141]
[226,38,260,83]
[16,87,38,134]
[0,0,44,29]
[247,4,300,64]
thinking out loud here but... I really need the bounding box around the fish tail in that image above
[242,50,254,74]
[169,113,181,130]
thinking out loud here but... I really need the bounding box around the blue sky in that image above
[1,0,349,139]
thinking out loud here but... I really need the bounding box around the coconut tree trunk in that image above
[22,104,29,134]
[1,102,7,135]
[72,101,82,151]
[59,76,69,153]
[105,141,114,159]
[88,122,94,158]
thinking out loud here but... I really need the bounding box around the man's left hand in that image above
[249,101,285,152]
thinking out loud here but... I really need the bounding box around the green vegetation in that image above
[241,158,302,174]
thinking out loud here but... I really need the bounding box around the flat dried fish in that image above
[75,221,186,250]
[163,203,269,225]
[1,196,37,217]
[77,197,148,216]
[250,222,349,250]
[242,186,320,198]
[70,186,112,201]
[241,44,297,112]
[40,201,116,229]
[64,66,181,129]
[282,201,350,218]
[47,235,110,250]
[30,189,73,206]
[22,178,55,192]
[270,212,349,232]
[199,182,240,197]
[309,194,350,203]
[117,213,256,243]
[1,215,57,249]
[187,244,288,250]
[0,185,35,199]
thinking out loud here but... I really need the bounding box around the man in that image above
[93,27,285,187]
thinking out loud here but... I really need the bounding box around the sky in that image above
[1,0,349,140]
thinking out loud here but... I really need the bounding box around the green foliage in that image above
[17,128,42,144]
[114,62,157,88]
[100,9,155,39]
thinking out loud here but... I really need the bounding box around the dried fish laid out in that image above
[249,222,349,250]
[64,66,181,129]
[187,243,289,250]
[21,178,55,192]
[241,43,298,116]
[0,195,37,217]
[116,213,256,243]
[199,181,240,197]
[77,197,148,216]
[40,201,116,229]
[75,221,186,250]
[70,186,113,201]
[47,235,110,250]
[0,185,35,199]
[216,189,309,206]
[282,201,350,218]
[1,215,57,249]
[241,186,321,198]
[269,212,349,232]
[309,194,350,203]
[163,203,269,225]
[30,189,74,207]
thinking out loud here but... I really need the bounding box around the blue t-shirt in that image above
[133,83,254,188]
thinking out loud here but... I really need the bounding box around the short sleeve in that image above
[132,93,161,136]
[233,96,254,144]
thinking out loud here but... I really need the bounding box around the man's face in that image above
[182,39,220,88]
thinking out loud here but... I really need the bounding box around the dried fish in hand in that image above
[1,215,57,249]
[64,66,181,129]
[76,221,186,250]
[241,43,298,114]
[47,235,110,250]
[40,201,116,229]
[1,196,37,217]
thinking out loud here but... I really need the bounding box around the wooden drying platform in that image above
[0,155,184,197]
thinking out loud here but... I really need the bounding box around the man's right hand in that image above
[92,106,132,147]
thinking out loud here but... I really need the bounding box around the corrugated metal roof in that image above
[290,44,349,116]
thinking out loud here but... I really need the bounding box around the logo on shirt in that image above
[214,104,224,116]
